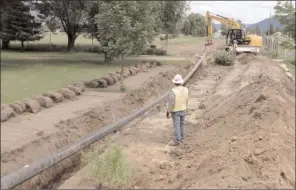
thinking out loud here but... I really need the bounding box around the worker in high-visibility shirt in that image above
[167,74,189,146]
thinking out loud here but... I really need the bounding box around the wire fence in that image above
[262,35,295,65]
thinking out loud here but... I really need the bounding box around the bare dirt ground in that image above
[0,65,177,177]
[60,54,295,189]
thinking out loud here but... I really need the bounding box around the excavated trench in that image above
[3,55,205,189]
[58,54,295,189]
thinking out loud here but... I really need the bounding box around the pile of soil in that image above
[133,55,295,189]
[85,60,163,88]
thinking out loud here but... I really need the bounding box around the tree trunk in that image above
[120,54,125,91]
[67,33,76,51]
[49,33,52,50]
[2,40,10,49]
[104,52,112,63]
[91,33,94,52]
[21,41,24,52]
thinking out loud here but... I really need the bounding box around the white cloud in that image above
[189,1,278,24]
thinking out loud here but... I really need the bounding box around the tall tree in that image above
[95,1,158,62]
[274,0,295,39]
[34,0,90,51]
[182,13,206,37]
[158,1,189,50]
[1,1,43,51]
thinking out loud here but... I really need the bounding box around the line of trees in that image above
[1,0,191,61]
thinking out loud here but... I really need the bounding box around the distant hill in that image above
[246,17,284,32]
[213,17,285,33]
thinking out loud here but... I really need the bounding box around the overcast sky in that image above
[189,1,278,24]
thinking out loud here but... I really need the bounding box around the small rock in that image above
[258,135,263,140]
[176,173,182,179]
[158,175,165,181]
[254,148,264,155]
[242,177,248,181]
[231,136,237,142]
[36,131,44,136]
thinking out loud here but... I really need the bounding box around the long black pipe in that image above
[1,52,206,189]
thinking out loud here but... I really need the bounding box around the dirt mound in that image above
[153,56,295,189]
[43,96,54,108]
[43,92,64,103]
[67,85,82,96]
[98,79,108,88]
[57,88,77,100]
[24,99,42,113]
[102,76,115,85]
[33,95,47,107]
[129,69,137,76]
[1,104,10,110]
[72,82,85,92]
[14,100,27,112]
[86,80,99,88]
[1,107,16,122]
[9,103,24,114]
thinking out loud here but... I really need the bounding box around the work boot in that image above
[168,141,180,146]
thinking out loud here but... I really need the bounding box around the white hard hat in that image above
[172,74,184,84]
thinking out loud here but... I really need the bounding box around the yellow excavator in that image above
[205,11,263,54]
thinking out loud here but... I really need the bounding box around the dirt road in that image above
[60,54,295,189]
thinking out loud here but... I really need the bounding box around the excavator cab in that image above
[226,29,249,45]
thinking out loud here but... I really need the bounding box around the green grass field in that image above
[1,51,187,103]
[1,35,202,103]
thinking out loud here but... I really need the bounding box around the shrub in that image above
[155,48,167,56]
[145,48,167,56]
[213,51,235,66]
[146,48,156,55]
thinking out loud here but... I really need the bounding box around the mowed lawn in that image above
[1,51,187,103]
[1,35,201,103]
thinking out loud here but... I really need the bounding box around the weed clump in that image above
[213,51,235,66]
[87,144,133,188]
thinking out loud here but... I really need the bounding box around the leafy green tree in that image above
[274,0,295,39]
[158,1,189,50]
[1,1,43,51]
[95,1,158,62]
[34,0,90,51]
[181,13,207,37]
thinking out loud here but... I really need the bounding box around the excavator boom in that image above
[206,11,240,43]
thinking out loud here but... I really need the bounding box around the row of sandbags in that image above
[1,84,85,122]
[85,60,162,88]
